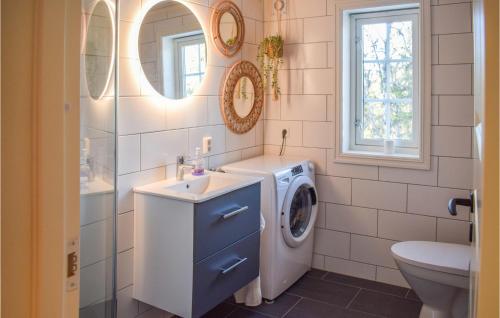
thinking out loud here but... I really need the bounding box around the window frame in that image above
[172,33,206,98]
[351,9,420,151]
[334,0,432,170]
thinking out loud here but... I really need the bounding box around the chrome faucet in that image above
[176,155,195,181]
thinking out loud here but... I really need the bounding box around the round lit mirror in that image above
[233,76,255,118]
[138,1,207,99]
[85,0,115,100]
[211,1,244,57]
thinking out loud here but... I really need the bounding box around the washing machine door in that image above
[281,175,318,248]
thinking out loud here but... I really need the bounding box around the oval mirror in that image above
[211,1,245,57]
[220,12,238,46]
[222,61,264,134]
[85,0,115,100]
[138,1,207,100]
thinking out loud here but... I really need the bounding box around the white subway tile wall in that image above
[263,0,473,286]
[115,0,265,316]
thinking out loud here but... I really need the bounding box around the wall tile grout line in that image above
[313,252,399,271]
[322,200,468,220]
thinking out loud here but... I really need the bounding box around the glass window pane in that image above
[362,23,387,60]
[183,44,200,74]
[362,101,386,140]
[389,61,413,99]
[355,13,418,145]
[390,102,413,140]
[200,43,206,73]
[184,75,201,96]
[389,21,413,59]
[363,62,386,99]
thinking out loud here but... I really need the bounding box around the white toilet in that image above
[391,241,472,318]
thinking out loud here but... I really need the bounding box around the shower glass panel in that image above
[79,0,117,317]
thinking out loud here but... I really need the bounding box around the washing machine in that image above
[222,155,318,301]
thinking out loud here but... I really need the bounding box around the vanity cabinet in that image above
[133,183,261,318]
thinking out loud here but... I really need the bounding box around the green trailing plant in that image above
[257,35,284,101]
[225,37,236,46]
[235,77,249,100]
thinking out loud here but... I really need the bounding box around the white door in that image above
[468,0,499,316]
[470,0,485,315]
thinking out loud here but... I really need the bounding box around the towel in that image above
[233,213,266,307]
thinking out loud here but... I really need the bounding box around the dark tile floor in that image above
[202,270,423,318]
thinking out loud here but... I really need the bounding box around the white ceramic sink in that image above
[134,172,262,203]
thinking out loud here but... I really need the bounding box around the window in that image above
[352,10,419,151]
[174,34,206,98]
[162,33,206,99]
[334,0,431,169]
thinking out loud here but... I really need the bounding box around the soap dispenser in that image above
[192,147,205,176]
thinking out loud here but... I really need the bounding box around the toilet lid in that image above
[391,241,472,277]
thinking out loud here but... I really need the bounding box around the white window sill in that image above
[335,149,430,170]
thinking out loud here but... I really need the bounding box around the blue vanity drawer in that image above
[193,183,260,262]
[192,231,260,318]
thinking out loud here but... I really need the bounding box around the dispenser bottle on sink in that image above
[192,147,205,176]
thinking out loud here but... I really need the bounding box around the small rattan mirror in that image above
[222,61,264,134]
[211,1,245,57]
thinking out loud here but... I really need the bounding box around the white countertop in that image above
[134,171,263,203]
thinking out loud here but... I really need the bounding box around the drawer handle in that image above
[221,206,249,220]
[220,257,248,275]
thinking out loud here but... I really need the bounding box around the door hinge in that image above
[66,238,79,292]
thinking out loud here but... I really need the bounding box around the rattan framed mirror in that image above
[222,61,264,134]
[211,1,245,57]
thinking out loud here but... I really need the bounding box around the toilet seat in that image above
[391,241,472,277]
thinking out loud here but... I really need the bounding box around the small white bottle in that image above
[384,139,395,155]
[192,147,205,176]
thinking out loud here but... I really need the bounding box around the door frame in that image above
[33,0,81,317]
[2,0,80,317]
[471,0,499,316]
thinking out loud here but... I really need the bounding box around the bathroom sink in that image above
[134,172,262,203]
[166,174,238,195]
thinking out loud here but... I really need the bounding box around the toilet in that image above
[391,241,472,318]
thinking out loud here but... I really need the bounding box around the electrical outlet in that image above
[203,136,212,154]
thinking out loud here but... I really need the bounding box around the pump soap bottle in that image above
[192,147,205,176]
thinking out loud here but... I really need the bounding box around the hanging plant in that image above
[225,37,237,46]
[236,76,249,100]
[257,35,284,101]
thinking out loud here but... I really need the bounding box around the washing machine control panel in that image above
[291,165,303,176]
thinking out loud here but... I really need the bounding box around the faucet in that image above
[176,155,195,181]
